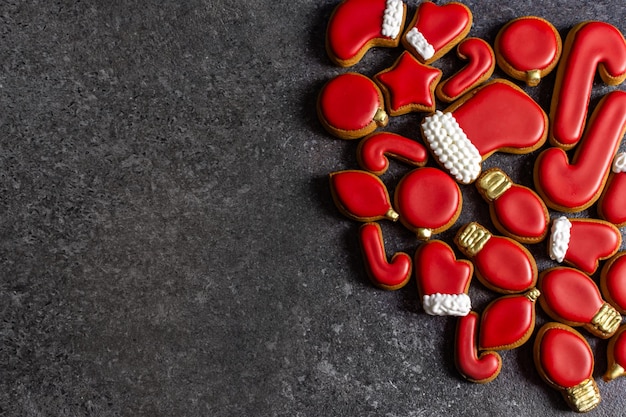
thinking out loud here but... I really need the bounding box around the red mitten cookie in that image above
[534,323,601,413]
[476,168,549,244]
[494,16,562,87]
[357,132,428,175]
[318,72,388,139]
[421,79,548,184]
[598,152,626,226]
[402,1,472,64]
[548,217,621,275]
[454,222,537,294]
[435,37,495,103]
[414,240,472,316]
[326,0,407,67]
[375,51,442,116]
[604,325,626,382]
[359,222,412,290]
[455,312,502,384]
[539,267,621,339]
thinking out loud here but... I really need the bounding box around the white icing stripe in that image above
[422,293,471,316]
[405,27,435,60]
[549,216,571,263]
[613,152,626,174]
[421,111,482,184]
[381,0,404,40]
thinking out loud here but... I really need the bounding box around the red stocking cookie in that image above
[600,252,626,315]
[402,1,472,64]
[548,217,621,275]
[414,240,472,316]
[318,72,388,140]
[421,79,548,184]
[356,132,428,175]
[534,323,601,413]
[394,167,462,240]
[329,170,399,222]
[359,222,412,290]
[435,37,495,103]
[479,289,539,351]
[598,152,626,226]
[604,325,626,382]
[326,0,407,67]
[494,16,562,87]
[539,267,621,339]
[455,312,502,384]
[535,90,626,212]
[476,168,549,244]
[454,222,537,294]
[550,21,626,148]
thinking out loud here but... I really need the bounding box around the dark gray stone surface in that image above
[1,0,625,416]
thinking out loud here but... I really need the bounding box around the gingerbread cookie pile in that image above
[319,0,626,413]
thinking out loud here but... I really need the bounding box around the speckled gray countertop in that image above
[1,1,626,416]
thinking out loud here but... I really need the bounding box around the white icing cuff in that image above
[381,0,404,39]
[549,216,571,263]
[422,293,471,316]
[613,152,626,174]
[405,27,435,60]
[421,111,482,184]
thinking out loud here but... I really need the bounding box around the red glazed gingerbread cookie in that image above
[402,1,472,64]
[435,37,495,103]
[604,325,626,382]
[598,152,626,226]
[357,132,428,175]
[455,312,502,384]
[326,0,407,67]
[421,79,548,184]
[494,16,562,87]
[318,72,388,140]
[359,222,412,290]
[600,252,626,315]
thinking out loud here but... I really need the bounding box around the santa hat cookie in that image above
[414,240,472,316]
[402,1,472,64]
[421,79,548,184]
[326,0,407,67]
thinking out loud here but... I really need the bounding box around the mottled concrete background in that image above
[1,1,625,416]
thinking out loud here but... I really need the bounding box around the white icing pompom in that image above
[549,216,572,263]
[381,0,404,39]
[422,293,471,316]
[613,152,626,174]
[421,111,482,184]
[405,27,435,60]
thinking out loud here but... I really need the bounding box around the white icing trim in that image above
[421,111,482,184]
[381,0,404,40]
[613,152,626,174]
[405,27,435,60]
[422,293,471,316]
[549,216,571,263]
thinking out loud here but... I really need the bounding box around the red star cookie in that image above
[375,51,442,116]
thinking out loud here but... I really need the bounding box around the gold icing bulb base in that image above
[525,288,540,303]
[526,69,541,87]
[603,363,625,382]
[456,222,491,257]
[373,108,388,126]
[416,228,432,241]
[477,169,512,201]
[385,208,400,222]
[564,378,600,413]
[591,303,621,337]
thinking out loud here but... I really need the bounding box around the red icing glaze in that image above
[493,185,548,240]
[473,236,536,293]
[612,327,626,370]
[439,37,495,101]
[357,132,428,175]
[375,52,441,114]
[599,171,626,226]
[535,91,626,211]
[566,219,621,275]
[329,170,394,221]
[319,73,383,132]
[540,268,603,324]
[479,294,535,351]
[451,80,547,156]
[551,21,626,147]
[497,17,560,72]
[359,223,412,289]
[414,240,472,296]
[602,253,626,313]
[455,312,502,383]
[394,168,461,234]
[411,1,471,52]
[538,326,593,388]
[327,0,388,62]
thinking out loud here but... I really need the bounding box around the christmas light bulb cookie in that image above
[421,79,548,184]
[326,0,407,67]
[604,325,626,382]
